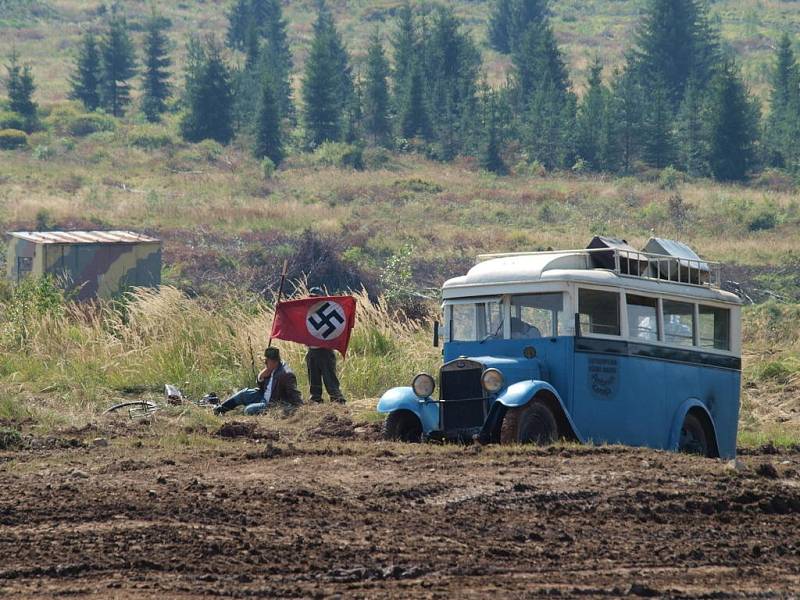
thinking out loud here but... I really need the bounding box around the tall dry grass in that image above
[739,302,800,433]
[0,284,439,429]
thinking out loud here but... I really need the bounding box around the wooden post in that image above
[267,259,289,348]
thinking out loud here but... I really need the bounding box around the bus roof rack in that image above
[476,238,721,289]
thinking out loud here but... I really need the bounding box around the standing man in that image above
[306,287,346,404]
[214,347,301,415]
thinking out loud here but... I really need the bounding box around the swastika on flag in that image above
[306,301,347,340]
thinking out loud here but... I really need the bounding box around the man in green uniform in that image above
[306,287,346,404]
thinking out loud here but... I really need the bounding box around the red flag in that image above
[270,296,357,357]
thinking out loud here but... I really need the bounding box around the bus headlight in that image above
[412,373,435,398]
[481,368,504,393]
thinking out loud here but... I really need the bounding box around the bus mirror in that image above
[574,313,582,337]
[433,320,440,347]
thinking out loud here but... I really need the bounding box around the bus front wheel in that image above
[500,400,558,445]
[678,412,710,457]
[383,410,422,443]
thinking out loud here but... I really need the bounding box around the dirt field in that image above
[1,415,800,599]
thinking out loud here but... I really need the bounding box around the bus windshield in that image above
[450,300,503,341]
[449,293,565,341]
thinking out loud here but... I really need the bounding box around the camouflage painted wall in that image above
[6,238,43,282]
[7,238,161,300]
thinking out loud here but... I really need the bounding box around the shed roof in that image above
[8,231,160,245]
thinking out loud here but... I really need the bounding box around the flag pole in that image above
[268,259,289,348]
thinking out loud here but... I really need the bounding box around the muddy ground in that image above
[1,416,799,599]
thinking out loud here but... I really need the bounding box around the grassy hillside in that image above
[1,117,799,286]
[2,0,799,102]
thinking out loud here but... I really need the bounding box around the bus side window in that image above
[699,305,731,351]
[578,288,620,336]
[663,299,695,346]
[627,294,659,341]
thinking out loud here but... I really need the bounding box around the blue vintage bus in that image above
[378,238,742,458]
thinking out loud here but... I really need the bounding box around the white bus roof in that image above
[442,250,742,305]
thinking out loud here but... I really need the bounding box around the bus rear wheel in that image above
[678,412,710,457]
[500,400,558,445]
[383,410,422,443]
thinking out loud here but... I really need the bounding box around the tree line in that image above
[3,0,800,182]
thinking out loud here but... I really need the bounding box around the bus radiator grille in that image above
[440,367,485,430]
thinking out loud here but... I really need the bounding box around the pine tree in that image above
[226,0,293,120]
[399,59,430,140]
[301,1,353,147]
[4,50,38,131]
[576,58,606,170]
[489,0,549,54]
[705,61,760,181]
[597,91,620,172]
[99,10,137,117]
[765,33,800,168]
[245,21,260,70]
[480,92,506,174]
[423,6,481,158]
[391,2,416,114]
[180,37,234,144]
[642,79,675,169]
[253,71,283,165]
[488,0,515,53]
[609,68,644,172]
[69,32,101,111]
[344,81,363,144]
[675,80,707,175]
[630,0,720,109]
[511,22,569,102]
[523,77,576,169]
[259,0,293,121]
[141,10,172,122]
[510,20,575,169]
[363,32,391,146]
[226,0,249,50]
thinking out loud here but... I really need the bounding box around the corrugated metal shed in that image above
[8,231,159,244]
[6,230,162,300]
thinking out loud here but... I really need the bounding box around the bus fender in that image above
[377,387,438,433]
[495,380,584,442]
[668,398,719,454]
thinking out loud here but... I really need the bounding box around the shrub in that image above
[0,427,22,450]
[747,203,780,232]
[362,146,394,170]
[44,105,116,137]
[128,124,177,150]
[755,360,796,384]
[32,144,56,160]
[312,142,364,170]
[261,157,276,180]
[1,275,66,348]
[197,139,223,162]
[0,110,25,130]
[35,208,56,231]
[639,201,669,228]
[380,243,426,317]
[0,129,28,149]
[67,113,116,137]
[571,158,588,174]
[658,166,685,190]
[751,168,796,192]
[392,178,443,194]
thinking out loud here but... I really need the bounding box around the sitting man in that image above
[214,347,301,415]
